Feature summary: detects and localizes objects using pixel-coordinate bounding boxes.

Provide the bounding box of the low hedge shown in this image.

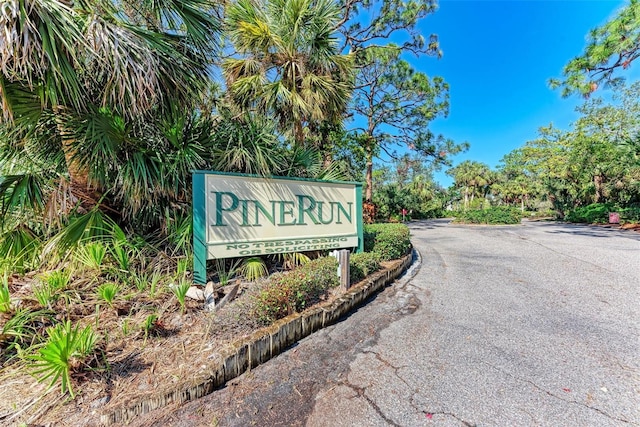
[253,223,411,324]
[253,251,385,324]
[363,223,412,261]
[623,207,640,222]
[349,252,381,283]
[565,203,640,224]
[454,207,523,225]
[565,203,613,223]
[253,256,339,324]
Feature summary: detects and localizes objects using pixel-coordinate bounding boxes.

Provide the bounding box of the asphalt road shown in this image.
[135,220,640,427]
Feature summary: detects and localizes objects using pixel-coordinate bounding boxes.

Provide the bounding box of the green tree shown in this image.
[336,0,440,56]
[494,151,544,212]
[567,85,640,204]
[0,0,225,265]
[498,84,640,216]
[521,127,578,217]
[351,47,463,202]
[333,0,465,203]
[223,0,353,147]
[446,160,492,210]
[372,155,443,220]
[551,0,640,96]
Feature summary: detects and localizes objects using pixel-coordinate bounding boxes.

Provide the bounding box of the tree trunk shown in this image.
[55,112,100,213]
[365,155,373,202]
[548,192,564,219]
[319,125,333,168]
[463,187,469,210]
[594,174,604,203]
[294,120,305,147]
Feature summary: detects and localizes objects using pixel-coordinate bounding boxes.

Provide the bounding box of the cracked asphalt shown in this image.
[133,219,640,427]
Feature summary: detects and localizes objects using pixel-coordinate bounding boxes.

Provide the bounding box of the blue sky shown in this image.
[402,0,630,187]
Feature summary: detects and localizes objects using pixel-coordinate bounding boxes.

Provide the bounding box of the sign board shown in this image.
[192,171,363,284]
[609,212,620,224]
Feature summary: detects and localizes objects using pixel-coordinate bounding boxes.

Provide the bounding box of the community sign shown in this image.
[192,171,363,284]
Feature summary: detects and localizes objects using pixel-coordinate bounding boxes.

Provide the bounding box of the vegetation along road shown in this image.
[134,219,639,426]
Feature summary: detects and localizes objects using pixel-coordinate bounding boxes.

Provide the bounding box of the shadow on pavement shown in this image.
[408,218,640,241]
[406,219,453,230]
[530,221,640,240]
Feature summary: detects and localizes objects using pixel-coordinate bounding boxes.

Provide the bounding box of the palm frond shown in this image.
[211,112,282,176]
[83,16,161,116]
[0,173,47,218]
[0,223,41,273]
[224,0,352,144]
[42,207,121,257]
[0,0,86,115]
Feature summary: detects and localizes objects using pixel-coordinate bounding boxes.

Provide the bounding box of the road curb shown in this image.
[100,251,415,426]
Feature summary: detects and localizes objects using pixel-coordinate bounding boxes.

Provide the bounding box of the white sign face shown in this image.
[203,174,360,258]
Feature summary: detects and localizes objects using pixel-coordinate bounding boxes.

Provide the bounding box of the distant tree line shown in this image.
[446,83,640,217]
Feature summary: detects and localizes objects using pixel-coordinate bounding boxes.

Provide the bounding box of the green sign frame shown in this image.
[192,171,363,284]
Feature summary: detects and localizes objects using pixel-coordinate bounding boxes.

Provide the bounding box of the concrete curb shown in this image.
[100,251,415,425]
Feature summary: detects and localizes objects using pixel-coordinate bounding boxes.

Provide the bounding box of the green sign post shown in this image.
[192,171,363,285]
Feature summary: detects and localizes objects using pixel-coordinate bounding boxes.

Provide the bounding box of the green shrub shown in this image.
[0,225,41,273]
[41,270,71,291]
[621,206,640,222]
[363,223,411,261]
[74,242,107,270]
[32,281,59,309]
[1,309,53,362]
[566,204,640,224]
[565,203,614,224]
[96,283,120,308]
[240,257,269,281]
[253,257,338,324]
[454,207,523,225]
[526,209,556,219]
[349,252,381,283]
[169,278,191,314]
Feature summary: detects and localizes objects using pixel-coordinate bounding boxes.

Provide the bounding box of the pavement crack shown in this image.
[480,361,633,424]
[361,350,412,389]
[340,380,401,427]
[423,410,476,426]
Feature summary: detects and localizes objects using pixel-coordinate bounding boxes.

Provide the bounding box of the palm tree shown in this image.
[0,0,220,211]
[223,0,353,147]
[447,161,491,210]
